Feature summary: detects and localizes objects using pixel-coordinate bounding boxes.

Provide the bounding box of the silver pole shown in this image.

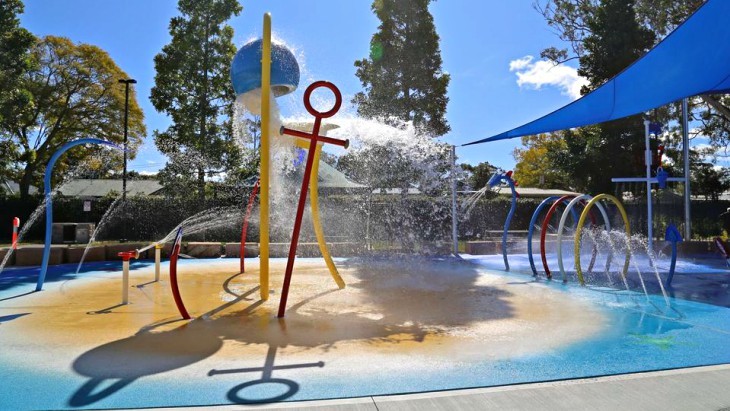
[451,145,459,255]
[682,98,691,240]
[644,120,653,253]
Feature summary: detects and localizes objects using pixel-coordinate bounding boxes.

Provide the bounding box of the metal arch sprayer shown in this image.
[36,138,124,291]
[527,196,578,278]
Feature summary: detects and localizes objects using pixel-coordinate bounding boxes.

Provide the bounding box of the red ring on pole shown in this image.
[303,81,342,119]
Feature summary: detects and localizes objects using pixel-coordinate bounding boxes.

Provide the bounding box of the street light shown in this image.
[118,78,136,243]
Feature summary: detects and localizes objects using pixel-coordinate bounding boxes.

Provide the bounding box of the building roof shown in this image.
[2,180,39,195]
[317,161,366,189]
[57,179,163,197]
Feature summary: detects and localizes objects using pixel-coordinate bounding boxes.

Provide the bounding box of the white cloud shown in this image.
[509,55,588,100]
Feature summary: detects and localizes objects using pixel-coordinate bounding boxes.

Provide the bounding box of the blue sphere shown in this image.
[230,39,300,97]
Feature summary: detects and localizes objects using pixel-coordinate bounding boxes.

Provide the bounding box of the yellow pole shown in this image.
[574,194,631,285]
[259,13,272,300]
[310,143,346,289]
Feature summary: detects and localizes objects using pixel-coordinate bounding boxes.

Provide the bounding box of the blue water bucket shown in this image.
[230,39,300,97]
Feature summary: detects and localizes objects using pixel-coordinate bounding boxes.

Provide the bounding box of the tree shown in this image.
[513,133,571,189]
[528,0,656,194]
[534,0,704,64]
[0,0,36,122]
[151,0,242,200]
[0,35,145,199]
[460,162,497,190]
[0,0,36,183]
[692,163,730,201]
[353,0,450,137]
[535,0,730,154]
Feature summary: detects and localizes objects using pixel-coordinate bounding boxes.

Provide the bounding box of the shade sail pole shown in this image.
[451,145,458,255]
[644,120,653,253]
[682,98,691,240]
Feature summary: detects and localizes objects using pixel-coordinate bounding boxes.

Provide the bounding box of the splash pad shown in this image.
[3,10,730,411]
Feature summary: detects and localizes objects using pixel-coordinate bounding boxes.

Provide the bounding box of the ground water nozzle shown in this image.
[665,224,683,287]
[230,39,300,98]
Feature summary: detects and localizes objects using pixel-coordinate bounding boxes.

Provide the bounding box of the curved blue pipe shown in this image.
[502,178,517,270]
[36,138,123,291]
[665,224,683,287]
[527,197,579,277]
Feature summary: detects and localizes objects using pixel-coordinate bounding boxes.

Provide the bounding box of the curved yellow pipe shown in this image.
[574,194,631,285]
[291,137,345,288]
[259,13,271,300]
[310,144,346,288]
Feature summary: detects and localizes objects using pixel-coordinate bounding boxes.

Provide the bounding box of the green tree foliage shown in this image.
[151,0,242,200]
[0,35,145,199]
[460,162,497,190]
[353,0,450,137]
[692,163,730,201]
[0,0,36,184]
[534,0,704,64]
[535,0,730,164]
[512,133,571,189]
[529,0,657,193]
[0,0,36,122]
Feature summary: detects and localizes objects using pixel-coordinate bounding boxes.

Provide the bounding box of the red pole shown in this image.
[278,120,321,318]
[277,81,344,318]
[240,180,260,273]
[168,228,190,319]
[12,217,19,250]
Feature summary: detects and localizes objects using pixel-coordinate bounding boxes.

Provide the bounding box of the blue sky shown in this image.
[20,0,583,173]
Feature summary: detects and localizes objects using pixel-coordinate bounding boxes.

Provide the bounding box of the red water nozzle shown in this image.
[506,170,513,178]
[117,251,139,261]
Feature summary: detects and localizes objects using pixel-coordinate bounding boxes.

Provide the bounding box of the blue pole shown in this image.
[502,177,517,271]
[36,138,123,291]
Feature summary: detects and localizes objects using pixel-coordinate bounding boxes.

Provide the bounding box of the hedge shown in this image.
[0,194,727,245]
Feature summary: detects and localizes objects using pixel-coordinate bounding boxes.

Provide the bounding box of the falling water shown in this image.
[75,197,123,274]
[630,233,670,306]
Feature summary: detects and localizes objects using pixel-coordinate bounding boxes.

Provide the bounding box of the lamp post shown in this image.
[118,78,136,243]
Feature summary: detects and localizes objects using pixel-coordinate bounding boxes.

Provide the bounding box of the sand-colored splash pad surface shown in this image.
[0,257,606,409]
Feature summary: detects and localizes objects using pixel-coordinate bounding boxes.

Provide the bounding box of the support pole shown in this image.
[118,251,137,304]
[682,98,691,240]
[644,120,653,253]
[154,244,162,282]
[451,145,458,255]
[259,13,272,301]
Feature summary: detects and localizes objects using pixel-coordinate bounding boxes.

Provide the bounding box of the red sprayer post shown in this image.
[117,250,139,304]
[277,81,349,318]
[12,217,19,249]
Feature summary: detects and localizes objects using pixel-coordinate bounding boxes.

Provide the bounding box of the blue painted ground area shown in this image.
[1,256,729,410]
